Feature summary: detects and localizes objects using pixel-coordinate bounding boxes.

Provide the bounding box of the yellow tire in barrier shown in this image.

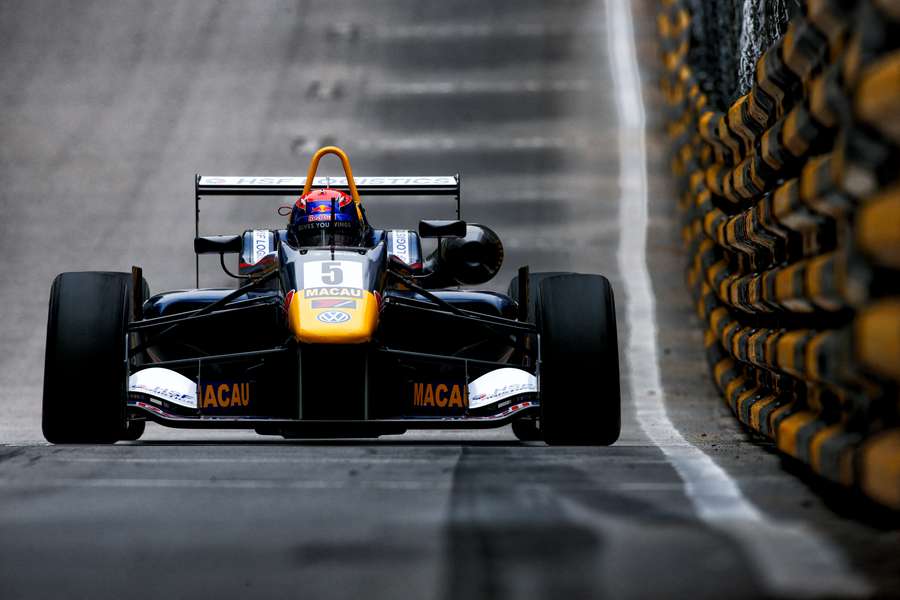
[860,430,900,509]
[855,299,900,382]
[855,50,900,144]
[856,183,900,269]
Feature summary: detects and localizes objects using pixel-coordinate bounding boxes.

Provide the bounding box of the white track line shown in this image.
[604,0,869,596]
[354,136,589,152]
[361,23,602,40]
[369,79,594,96]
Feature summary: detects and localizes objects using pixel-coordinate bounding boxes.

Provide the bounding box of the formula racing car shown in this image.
[42,146,620,444]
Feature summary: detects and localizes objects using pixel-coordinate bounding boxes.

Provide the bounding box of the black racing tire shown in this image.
[119,419,146,441]
[42,272,144,444]
[508,271,573,324]
[537,274,620,445]
[511,418,542,442]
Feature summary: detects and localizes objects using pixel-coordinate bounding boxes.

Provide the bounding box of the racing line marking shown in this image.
[604,0,869,597]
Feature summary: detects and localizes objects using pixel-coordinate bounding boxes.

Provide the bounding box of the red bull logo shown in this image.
[310,197,351,209]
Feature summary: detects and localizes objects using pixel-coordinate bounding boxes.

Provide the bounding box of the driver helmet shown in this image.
[288,188,365,247]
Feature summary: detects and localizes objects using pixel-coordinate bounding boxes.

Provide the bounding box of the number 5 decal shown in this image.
[320,261,343,285]
[302,260,364,289]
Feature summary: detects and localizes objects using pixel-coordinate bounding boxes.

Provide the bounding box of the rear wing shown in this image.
[193,174,461,286]
[196,175,460,197]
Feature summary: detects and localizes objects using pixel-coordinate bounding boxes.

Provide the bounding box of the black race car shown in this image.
[42,147,620,444]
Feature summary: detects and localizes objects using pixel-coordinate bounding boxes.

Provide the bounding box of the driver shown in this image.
[288,188,366,247]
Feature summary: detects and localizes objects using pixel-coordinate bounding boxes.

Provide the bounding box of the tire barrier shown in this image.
[659,0,900,509]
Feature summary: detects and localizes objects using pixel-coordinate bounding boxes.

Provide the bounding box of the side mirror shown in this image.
[194,235,242,255]
[418,219,467,239]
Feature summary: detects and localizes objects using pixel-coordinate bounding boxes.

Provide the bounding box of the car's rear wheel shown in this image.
[42,271,146,443]
[537,274,620,445]
[119,420,146,441]
[509,272,572,443]
[507,271,572,324]
[511,417,542,441]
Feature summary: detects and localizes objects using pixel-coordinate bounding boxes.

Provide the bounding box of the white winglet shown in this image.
[468,368,537,410]
[128,368,198,409]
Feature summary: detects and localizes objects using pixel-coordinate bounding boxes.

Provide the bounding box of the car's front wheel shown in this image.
[42,271,145,443]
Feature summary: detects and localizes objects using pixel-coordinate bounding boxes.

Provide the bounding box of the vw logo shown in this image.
[317,310,350,324]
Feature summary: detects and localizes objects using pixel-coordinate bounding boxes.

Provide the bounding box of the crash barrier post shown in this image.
[658,0,900,509]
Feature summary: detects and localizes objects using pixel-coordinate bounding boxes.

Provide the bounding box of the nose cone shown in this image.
[287,289,379,344]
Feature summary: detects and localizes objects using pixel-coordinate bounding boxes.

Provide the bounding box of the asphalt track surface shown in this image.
[1,1,899,599]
